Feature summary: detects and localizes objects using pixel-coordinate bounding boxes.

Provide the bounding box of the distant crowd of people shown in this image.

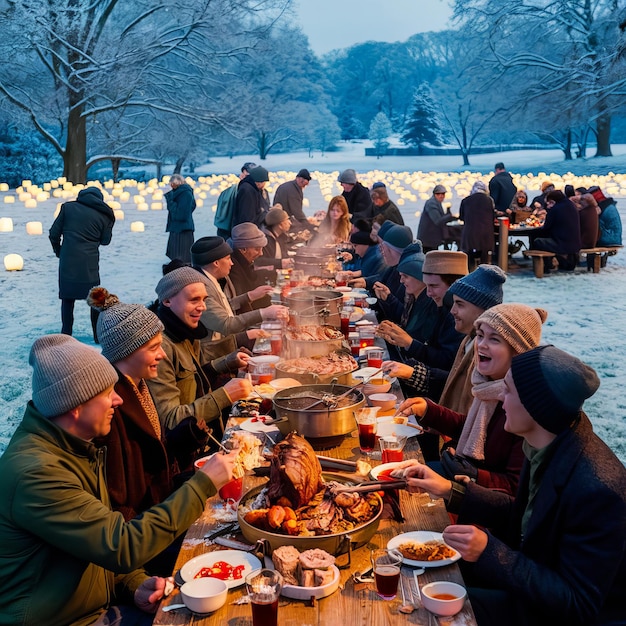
[0,163,624,625]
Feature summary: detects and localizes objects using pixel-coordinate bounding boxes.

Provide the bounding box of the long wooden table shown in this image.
[154,421,477,626]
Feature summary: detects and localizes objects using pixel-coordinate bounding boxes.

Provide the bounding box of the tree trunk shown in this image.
[258,132,268,160]
[156,162,162,180]
[462,152,470,166]
[595,113,612,157]
[563,129,573,160]
[173,156,185,174]
[63,105,87,184]
[111,158,121,182]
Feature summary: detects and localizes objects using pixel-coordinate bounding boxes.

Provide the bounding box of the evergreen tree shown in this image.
[368,112,392,158]
[402,84,443,153]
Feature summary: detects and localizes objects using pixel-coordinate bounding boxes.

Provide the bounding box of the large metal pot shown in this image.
[282,326,348,360]
[238,473,383,561]
[293,247,337,277]
[272,383,364,438]
[286,288,344,328]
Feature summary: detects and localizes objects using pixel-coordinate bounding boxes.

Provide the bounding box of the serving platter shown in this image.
[280,565,341,600]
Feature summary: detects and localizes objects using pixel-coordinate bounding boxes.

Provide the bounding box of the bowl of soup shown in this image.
[421,581,467,616]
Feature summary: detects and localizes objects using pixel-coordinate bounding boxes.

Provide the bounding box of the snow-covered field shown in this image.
[1,144,625,462]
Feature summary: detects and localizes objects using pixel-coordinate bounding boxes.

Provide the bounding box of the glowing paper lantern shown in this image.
[137,202,149,211]
[113,210,124,220]
[25,199,37,208]
[151,202,162,210]
[0,183,8,191]
[4,254,24,271]
[130,221,145,232]
[26,222,43,235]
[4,196,15,204]
[0,217,14,232]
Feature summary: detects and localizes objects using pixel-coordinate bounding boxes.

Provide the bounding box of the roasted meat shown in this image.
[267,432,323,508]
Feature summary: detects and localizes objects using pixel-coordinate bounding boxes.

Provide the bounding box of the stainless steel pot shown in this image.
[282,326,348,360]
[293,247,337,277]
[272,383,364,438]
[238,473,383,563]
[286,288,344,328]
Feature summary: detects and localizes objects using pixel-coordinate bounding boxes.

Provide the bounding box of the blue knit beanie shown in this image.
[447,264,506,310]
[397,241,425,281]
[377,220,395,240]
[382,224,413,251]
[511,345,600,434]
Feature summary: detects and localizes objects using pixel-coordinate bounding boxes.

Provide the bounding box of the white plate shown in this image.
[352,367,384,380]
[376,415,421,439]
[239,417,281,434]
[387,531,461,568]
[179,550,262,588]
[370,462,404,480]
[281,565,341,600]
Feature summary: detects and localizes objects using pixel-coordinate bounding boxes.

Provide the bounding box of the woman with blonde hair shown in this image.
[310,195,351,246]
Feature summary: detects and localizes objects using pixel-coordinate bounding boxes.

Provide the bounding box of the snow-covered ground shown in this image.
[1,144,625,462]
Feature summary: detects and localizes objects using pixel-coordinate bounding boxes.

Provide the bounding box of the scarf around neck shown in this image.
[456,368,506,460]
[157,304,208,343]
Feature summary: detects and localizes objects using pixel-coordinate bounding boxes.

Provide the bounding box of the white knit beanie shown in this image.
[88,287,164,364]
[30,334,118,417]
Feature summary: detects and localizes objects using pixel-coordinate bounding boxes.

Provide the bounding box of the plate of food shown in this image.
[369,461,404,481]
[387,531,461,568]
[270,546,340,600]
[179,550,262,589]
[239,416,281,434]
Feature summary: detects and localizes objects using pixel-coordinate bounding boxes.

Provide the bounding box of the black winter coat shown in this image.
[460,192,496,255]
[488,171,517,213]
[49,187,115,299]
[342,182,374,220]
[234,176,265,228]
[534,198,581,254]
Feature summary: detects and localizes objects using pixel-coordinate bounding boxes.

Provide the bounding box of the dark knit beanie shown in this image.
[382,224,413,251]
[377,220,395,240]
[475,303,547,354]
[30,334,118,418]
[338,169,357,184]
[350,231,376,246]
[511,345,600,434]
[397,241,425,281]
[88,288,164,364]
[156,266,210,301]
[372,181,386,189]
[190,236,232,266]
[447,264,506,310]
[250,166,269,183]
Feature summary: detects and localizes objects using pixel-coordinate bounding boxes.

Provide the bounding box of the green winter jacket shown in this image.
[0,403,216,626]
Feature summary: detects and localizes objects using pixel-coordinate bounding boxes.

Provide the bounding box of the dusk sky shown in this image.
[296,0,453,55]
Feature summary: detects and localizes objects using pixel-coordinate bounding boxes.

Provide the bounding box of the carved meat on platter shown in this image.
[267,432,324,508]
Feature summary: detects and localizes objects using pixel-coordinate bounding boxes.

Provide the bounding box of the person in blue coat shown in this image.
[164,174,196,264]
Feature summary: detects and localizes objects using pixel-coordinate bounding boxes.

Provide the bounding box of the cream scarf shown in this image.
[456,368,506,461]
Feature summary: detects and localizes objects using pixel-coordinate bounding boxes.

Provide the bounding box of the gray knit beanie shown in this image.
[88,287,164,364]
[155,266,210,301]
[230,222,267,249]
[511,345,600,434]
[29,334,118,418]
[447,264,506,310]
[338,169,357,185]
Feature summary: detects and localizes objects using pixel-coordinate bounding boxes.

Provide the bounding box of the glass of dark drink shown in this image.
[246,569,283,626]
[354,407,380,456]
[379,435,407,463]
[371,549,403,600]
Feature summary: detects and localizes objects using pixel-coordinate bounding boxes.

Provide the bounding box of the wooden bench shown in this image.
[579,246,623,273]
[522,250,555,278]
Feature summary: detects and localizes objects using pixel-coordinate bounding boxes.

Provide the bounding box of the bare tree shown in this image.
[452,0,626,156]
[0,0,291,183]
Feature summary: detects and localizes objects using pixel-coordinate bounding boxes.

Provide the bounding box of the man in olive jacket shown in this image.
[0,334,237,626]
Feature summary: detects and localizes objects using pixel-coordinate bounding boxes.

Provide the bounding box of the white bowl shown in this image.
[421,581,467,617]
[368,393,396,411]
[362,379,392,396]
[180,577,228,614]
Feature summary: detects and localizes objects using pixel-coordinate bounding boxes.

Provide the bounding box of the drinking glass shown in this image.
[371,549,403,600]
[379,435,407,463]
[246,569,283,626]
[366,347,384,369]
[354,407,380,456]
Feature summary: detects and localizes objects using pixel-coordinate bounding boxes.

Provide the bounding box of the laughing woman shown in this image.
[309,195,351,247]
[398,303,547,495]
